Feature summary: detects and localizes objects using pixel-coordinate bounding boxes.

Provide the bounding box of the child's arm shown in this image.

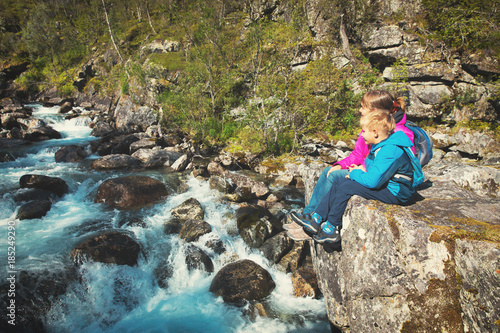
[334,133,369,169]
[348,147,404,189]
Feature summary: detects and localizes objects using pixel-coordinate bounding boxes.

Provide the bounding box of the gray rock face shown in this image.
[114,97,158,132]
[302,160,500,332]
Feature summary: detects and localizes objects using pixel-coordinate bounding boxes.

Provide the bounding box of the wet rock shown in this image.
[16,200,52,220]
[71,231,141,266]
[277,240,310,273]
[179,219,212,242]
[0,267,78,333]
[223,186,255,203]
[13,188,56,203]
[94,175,168,210]
[0,151,15,162]
[154,261,173,289]
[291,266,321,299]
[55,145,88,163]
[259,231,294,264]
[24,125,62,141]
[91,154,142,170]
[164,218,183,234]
[209,259,276,303]
[209,175,236,193]
[19,174,69,197]
[185,244,214,273]
[171,198,205,221]
[205,237,227,255]
[236,204,279,248]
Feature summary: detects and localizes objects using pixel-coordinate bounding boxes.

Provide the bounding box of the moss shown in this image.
[401,262,464,333]
[382,205,401,240]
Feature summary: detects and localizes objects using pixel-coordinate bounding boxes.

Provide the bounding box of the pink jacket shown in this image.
[334,113,415,169]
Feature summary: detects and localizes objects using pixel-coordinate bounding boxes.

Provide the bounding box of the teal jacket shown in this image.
[349,130,416,202]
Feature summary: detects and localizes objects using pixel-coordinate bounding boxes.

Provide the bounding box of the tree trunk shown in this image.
[145,0,157,34]
[340,14,356,68]
[101,0,124,63]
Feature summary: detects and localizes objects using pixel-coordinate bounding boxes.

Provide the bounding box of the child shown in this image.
[284,90,414,233]
[289,110,422,244]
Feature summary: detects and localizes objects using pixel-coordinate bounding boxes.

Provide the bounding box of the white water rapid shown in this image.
[0,104,329,332]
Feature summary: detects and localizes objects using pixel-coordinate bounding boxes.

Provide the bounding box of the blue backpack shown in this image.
[405,120,433,167]
[374,146,425,188]
[402,146,425,188]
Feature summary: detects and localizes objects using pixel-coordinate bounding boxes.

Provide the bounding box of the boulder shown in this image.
[91,154,142,170]
[209,259,276,303]
[55,145,88,163]
[16,200,52,220]
[223,171,270,198]
[129,138,157,154]
[170,154,189,172]
[71,231,141,266]
[0,151,15,162]
[13,188,56,203]
[236,204,278,248]
[0,267,77,333]
[94,175,168,210]
[19,174,69,197]
[131,148,182,168]
[58,101,73,114]
[301,159,500,332]
[179,219,212,242]
[185,244,214,273]
[258,231,294,264]
[291,266,321,299]
[171,198,205,221]
[24,126,62,141]
[90,121,115,137]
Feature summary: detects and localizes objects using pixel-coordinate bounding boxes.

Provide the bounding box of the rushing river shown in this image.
[0,104,329,332]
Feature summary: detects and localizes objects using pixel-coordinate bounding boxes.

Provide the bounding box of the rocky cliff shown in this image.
[300,157,500,332]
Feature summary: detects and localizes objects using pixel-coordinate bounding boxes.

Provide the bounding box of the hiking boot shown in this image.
[313,222,341,244]
[282,221,302,231]
[286,227,312,241]
[292,212,323,234]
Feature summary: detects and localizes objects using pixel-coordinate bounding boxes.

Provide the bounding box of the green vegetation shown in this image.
[422,0,500,56]
[0,0,498,156]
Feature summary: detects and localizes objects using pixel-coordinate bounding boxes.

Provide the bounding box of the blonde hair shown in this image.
[361,90,407,114]
[360,109,396,135]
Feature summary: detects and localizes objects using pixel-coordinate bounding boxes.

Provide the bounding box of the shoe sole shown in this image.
[313,235,341,244]
[286,231,312,241]
[282,222,302,231]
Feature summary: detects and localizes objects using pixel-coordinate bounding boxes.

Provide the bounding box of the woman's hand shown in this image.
[327,164,342,177]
